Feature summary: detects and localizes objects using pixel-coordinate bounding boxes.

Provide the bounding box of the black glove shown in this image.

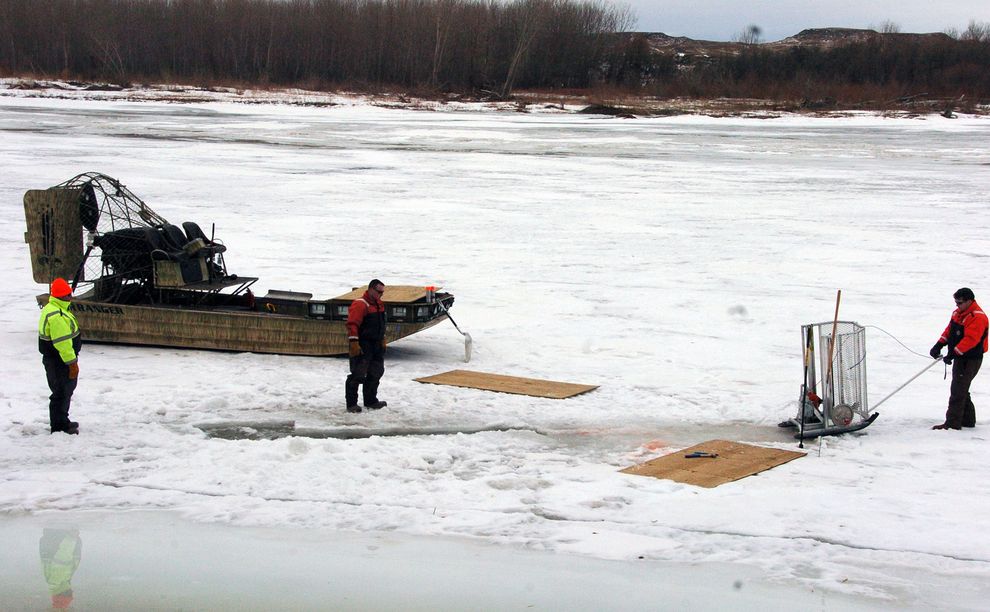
[929,342,944,359]
[943,352,954,365]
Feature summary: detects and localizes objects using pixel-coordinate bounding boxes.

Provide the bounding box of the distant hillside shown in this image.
[638,28,956,57]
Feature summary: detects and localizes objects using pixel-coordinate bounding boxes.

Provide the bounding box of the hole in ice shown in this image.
[195,420,543,441]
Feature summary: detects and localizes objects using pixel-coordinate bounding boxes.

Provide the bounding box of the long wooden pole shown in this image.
[814,290,843,454]
[823,289,842,408]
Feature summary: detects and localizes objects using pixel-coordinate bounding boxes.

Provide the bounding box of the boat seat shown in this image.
[161,224,191,251]
[146,228,181,261]
[182,221,227,254]
[145,227,207,284]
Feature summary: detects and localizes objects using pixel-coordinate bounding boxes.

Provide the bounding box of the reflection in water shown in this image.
[0,511,884,610]
[39,528,81,609]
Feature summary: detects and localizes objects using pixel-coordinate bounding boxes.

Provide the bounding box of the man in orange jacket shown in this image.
[929,287,988,430]
[345,279,388,413]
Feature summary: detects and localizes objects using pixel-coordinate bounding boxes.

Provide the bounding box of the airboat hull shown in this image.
[37,294,449,357]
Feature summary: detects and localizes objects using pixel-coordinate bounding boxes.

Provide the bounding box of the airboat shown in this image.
[23,172,455,356]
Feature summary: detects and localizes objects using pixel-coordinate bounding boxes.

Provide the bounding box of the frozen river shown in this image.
[1,91,989,608]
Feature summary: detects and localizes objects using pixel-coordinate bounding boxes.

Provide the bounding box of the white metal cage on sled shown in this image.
[779,321,880,439]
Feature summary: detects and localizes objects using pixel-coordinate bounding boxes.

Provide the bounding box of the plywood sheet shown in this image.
[332,285,435,303]
[620,440,804,488]
[414,369,598,399]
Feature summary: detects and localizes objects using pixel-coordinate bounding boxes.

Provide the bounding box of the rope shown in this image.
[865,324,948,377]
[864,325,931,360]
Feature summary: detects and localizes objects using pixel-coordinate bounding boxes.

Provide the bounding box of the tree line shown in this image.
[607,29,990,105]
[1,0,988,104]
[0,0,630,96]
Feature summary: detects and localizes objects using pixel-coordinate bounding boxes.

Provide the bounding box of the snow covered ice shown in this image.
[1,88,990,609]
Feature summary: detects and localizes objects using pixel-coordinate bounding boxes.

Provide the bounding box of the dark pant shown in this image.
[345,340,384,407]
[43,357,77,432]
[946,356,981,428]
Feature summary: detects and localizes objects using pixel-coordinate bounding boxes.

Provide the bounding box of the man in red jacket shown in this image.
[345,279,388,413]
[929,287,988,430]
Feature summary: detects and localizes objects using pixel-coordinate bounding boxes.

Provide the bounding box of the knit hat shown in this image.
[50,278,72,299]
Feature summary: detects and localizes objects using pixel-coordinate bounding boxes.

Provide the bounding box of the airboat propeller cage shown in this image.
[794,320,870,433]
[23,172,238,299]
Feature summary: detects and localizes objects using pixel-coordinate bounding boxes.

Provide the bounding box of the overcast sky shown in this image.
[619,1,990,41]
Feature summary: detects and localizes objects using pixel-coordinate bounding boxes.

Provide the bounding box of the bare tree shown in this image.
[497,0,544,98]
[736,24,762,45]
[429,0,460,87]
[878,20,901,34]
[962,20,990,42]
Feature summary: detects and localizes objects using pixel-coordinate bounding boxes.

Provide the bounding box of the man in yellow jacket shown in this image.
[38,278,82,434]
